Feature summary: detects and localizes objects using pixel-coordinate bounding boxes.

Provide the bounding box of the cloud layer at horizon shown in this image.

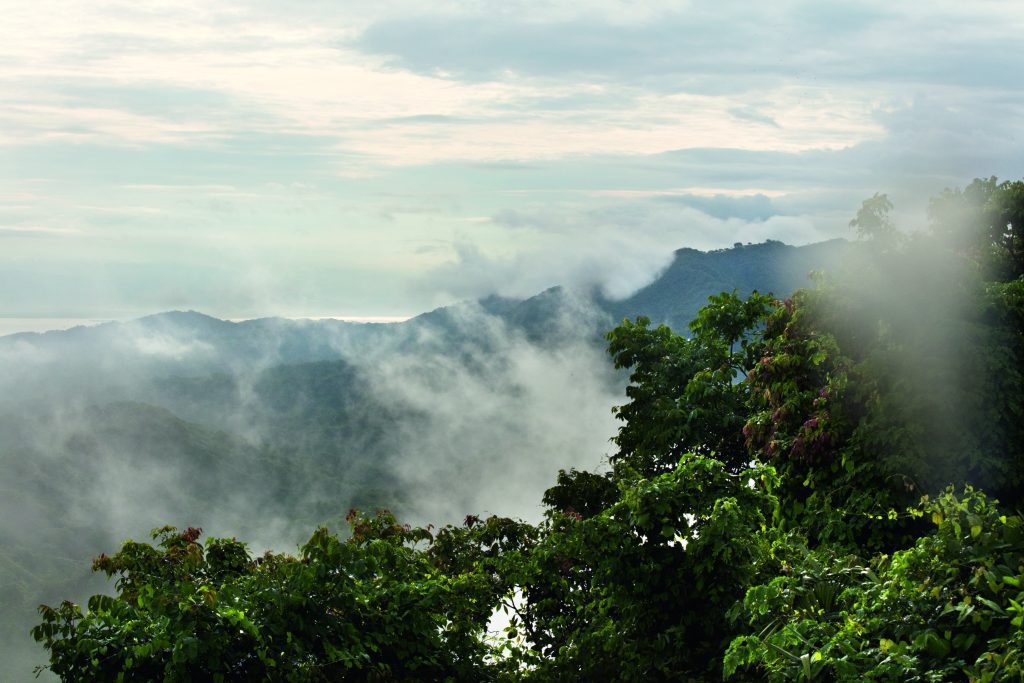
[2,0,1022,324]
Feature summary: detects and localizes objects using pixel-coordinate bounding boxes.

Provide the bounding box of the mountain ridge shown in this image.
[0,239,849,344]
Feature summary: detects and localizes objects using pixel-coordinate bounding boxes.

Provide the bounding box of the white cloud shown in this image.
[0,225,85,236]
[419,198,831,302]
[124,333,215,359]
[0,1,898,164]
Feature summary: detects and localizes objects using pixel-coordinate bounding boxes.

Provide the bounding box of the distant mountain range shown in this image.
[1,238,848,358]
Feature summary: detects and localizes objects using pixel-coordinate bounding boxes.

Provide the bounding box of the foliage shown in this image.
[33,514,495,682]
[606,290,775,476]
[720,176,1024,676]
[929,176,1024,280]
[725,488,1024,681]
[849,192,901,250]
[511,456,779,680]
[541,468,618,519]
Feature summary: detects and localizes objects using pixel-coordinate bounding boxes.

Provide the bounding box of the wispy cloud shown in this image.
[0,225,85,237]
[0,1,904,163]
[590,187,791,199]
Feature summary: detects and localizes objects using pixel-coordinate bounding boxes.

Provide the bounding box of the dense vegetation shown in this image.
[32,178,1024,680]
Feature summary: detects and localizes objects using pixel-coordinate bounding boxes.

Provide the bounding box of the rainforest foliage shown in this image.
[34,178,1024,680]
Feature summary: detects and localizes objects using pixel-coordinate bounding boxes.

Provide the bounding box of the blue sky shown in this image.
[1,0,1022,324]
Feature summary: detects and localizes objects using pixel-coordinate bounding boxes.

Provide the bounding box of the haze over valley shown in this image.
[0,239,851,676]
[3,1,1022,680]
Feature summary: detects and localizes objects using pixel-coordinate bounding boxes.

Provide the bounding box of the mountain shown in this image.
[608,238,848,330]
[1,239,849,351]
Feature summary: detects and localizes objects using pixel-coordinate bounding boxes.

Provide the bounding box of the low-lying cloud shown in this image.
[0,290,629,678]
[420,200,828,302]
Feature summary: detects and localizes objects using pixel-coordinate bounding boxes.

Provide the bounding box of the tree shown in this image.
[513,455,780,680]
[929,176,1024,280]
[850,192,900,250]
[33,514,498,681]
[606,290,775,477]
[726,488,1024,681]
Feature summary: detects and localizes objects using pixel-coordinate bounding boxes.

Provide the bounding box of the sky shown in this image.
[1,0,1022,327]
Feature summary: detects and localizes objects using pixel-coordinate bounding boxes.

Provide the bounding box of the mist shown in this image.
[0,238,848,679]
[0,286,624,679]
[804,221,1014,498]
[364,295,622,523]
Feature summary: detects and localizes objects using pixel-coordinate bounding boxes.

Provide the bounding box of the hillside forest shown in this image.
[28,177,1024,680]
[0,234,845,678]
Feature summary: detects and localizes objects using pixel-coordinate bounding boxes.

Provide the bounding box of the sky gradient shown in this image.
[2,0,1022,326]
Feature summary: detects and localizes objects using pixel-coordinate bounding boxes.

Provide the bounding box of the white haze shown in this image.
[365,296,620,523]
[0,289,624,680]
[422,203,830,302]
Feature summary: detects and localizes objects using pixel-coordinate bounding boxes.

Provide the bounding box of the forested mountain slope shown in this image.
[609,238,848,330]
[0,239,847,680]
[28,178,1024,681]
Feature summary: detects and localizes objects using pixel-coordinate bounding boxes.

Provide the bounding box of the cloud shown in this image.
[123,333,215,359]
[0,225,84,237]
[656,193,779,221]
[3,0,962,165]
[418,197,830,302]
[353,2,1017,93]
[362,300,621,523]
[729,107,781,129]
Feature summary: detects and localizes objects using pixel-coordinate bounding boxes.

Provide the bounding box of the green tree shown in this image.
[726,488,1024,681]
[606,290,775,477]
[930,176,1024,280]
[850,192,901,250]
[33,514,498,681]
[512,455,780,680]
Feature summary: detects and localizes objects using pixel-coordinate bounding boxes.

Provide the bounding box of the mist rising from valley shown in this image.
[0,240,844,678]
